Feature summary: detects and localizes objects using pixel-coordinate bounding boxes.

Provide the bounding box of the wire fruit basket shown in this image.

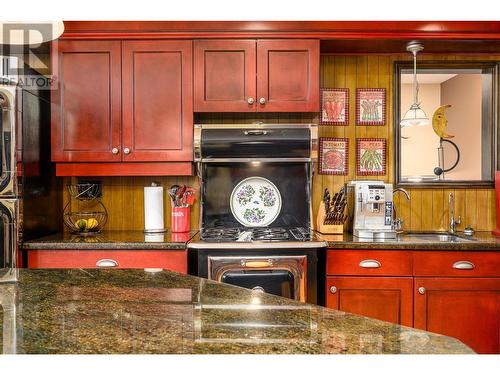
[63,183,108,235]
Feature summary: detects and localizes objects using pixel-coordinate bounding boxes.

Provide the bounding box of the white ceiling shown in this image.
[401,73,458,84]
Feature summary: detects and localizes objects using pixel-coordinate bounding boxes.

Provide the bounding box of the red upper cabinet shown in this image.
[256,40,319,112]
[51,40,122,162]
[194,39,319,112]
[122,40,193,162]
[194,40,256,112]
[52,39,194,175]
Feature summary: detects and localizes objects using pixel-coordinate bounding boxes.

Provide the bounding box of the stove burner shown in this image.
[200,228,240,242]
[251,227,289,241]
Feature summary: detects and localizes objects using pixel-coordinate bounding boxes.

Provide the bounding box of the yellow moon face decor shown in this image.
[432,104,454,139]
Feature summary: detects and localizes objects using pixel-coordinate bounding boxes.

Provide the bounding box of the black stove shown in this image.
[188,124,326,305]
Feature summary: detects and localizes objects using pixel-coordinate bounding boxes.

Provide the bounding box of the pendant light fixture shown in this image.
[400,41,430,127]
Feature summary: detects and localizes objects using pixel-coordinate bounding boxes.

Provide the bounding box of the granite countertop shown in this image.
[22,230,199,250]
[320,231,500,251]
[23,230,500,251]
[0,269,473,354]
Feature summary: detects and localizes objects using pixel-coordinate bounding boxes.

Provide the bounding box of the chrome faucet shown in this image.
[392,188,410,233]
[449,192,461,234]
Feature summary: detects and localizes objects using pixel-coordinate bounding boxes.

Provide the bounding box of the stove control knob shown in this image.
[247,97,255,105]
[375,195,380,201]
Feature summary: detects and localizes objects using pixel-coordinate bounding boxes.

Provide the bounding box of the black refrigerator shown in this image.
[0,56,62,282]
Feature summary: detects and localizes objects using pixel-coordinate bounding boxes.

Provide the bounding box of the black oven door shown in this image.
[221,269,295,299]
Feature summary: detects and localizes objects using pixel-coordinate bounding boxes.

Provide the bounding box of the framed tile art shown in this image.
[356,138,386,175]
[320,88,349,125]
[356,88,386,126]
[319,137,349,175]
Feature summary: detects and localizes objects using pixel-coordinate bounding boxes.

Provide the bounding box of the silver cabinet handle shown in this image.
[452,261,475,270]
[123,147,130,155]
[247,97,255,105]
[359,259,381,268]
[96,259,118,268]
[418,287,426,295]
[330,286,337,294]
[259,97,266,104]
[111,147,119,155]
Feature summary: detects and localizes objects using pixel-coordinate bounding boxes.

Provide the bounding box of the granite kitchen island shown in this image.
[0,269,473,354]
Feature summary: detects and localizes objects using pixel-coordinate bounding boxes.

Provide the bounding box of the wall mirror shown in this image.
[394,61,498,187]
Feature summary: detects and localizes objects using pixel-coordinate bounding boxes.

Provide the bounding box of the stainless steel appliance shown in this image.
[0,56,61,283]
[188,124,326,304]
[348,181,396,239]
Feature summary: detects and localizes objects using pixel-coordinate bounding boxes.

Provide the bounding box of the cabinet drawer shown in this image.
[27,249,187,273]
[327,250,412,276]
[413,251,500,277]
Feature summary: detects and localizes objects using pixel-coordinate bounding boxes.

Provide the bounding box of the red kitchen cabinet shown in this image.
[256,40,319,112]
[51,40,122,162]
[28,249,187,274]
[326,276,414,327]
[194,40,256,112]
[52,39,193,176]
[414,277,500,354]
[122,40,193,162]
[194,39,319,112]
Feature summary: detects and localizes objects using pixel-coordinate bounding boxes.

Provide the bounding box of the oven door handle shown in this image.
[240,258,274,268]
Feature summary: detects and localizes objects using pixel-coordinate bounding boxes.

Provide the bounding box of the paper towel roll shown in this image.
[144,185,165,233]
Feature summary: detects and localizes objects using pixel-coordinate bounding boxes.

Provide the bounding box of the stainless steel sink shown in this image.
[400,232,476,242]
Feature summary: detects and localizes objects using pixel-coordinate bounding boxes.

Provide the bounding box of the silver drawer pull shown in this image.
[359,259,381,268]
[452,261,475,270]
[96,259,118,268]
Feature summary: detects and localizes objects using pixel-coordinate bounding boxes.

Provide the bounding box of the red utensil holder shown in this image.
[172,206,190,233]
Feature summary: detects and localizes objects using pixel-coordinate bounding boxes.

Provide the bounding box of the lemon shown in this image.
[75,219,88,231]
[87,218,99,230]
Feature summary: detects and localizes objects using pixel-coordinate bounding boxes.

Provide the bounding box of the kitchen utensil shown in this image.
[168,185,180,206]
[176,185,187,206]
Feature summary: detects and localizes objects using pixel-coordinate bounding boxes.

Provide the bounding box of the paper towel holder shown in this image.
[144,181,167,234]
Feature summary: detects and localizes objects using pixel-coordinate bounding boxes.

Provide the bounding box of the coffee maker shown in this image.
[347,181,396,239]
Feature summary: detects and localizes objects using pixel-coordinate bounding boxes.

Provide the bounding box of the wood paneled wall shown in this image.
[316,53,498,232]
[62,53,498,233]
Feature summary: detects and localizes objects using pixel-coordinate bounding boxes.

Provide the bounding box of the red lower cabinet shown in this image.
[326,276,414,327]
[414,277,500,354]
[28,249,187,274]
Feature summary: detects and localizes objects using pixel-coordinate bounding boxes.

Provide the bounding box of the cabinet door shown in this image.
[415,277,500,354]
[256,39,319,112]
[51,40,122,162]
[122,40,193,162]
[194,40,257,112]
[326,276,413,327]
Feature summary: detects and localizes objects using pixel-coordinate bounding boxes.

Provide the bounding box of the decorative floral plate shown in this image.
[230,176,282,227]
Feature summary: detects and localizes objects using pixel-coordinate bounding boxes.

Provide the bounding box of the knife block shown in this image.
[316,201,344,234]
